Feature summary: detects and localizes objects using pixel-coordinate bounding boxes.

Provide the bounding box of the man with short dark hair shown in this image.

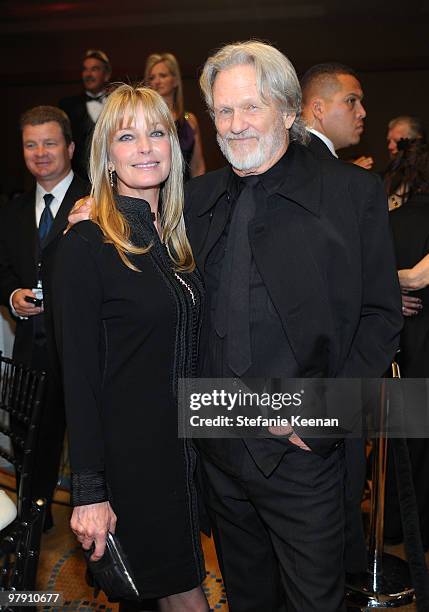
[387,115,426,159]
[60,49,112,179]
[301,62,373,169]
[0,106,88,529]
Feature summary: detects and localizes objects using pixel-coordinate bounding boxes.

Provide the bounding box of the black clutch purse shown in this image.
[84,532,140,602]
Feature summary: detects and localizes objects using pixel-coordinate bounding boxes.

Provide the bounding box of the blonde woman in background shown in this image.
[145,53,206,181]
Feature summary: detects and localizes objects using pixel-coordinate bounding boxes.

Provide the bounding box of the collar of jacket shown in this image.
[196,143,322,218]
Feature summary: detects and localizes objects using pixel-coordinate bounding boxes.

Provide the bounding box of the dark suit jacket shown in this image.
[307,131,336,160]
[0,174,89,503]
[0,174,89,368]
[59,95,95,180]
[307,131,370,572]
[185,142,402,462]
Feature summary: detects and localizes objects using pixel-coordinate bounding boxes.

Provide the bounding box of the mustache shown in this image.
[222,131,260,141]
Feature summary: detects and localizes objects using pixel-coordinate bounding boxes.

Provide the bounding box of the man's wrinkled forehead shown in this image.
[212,63,273,108]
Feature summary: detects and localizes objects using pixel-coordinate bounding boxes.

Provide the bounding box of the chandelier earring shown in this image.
[108,166,115,188]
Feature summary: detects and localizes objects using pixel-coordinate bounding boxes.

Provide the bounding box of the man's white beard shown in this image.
[216,118,287,172]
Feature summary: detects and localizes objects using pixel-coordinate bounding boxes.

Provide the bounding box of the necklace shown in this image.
[174,272,195,306]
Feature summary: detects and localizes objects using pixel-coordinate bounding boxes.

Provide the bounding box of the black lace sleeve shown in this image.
[52,227,107,484]
[71,470,108,506]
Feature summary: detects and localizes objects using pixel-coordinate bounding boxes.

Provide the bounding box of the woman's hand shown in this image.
[398,254,429,291]
[70,501,117,561]
[352,155,374,170]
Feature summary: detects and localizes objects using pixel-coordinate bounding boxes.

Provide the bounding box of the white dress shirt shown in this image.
[85,90,106,124]
[35,170,74,227]
[306,127,338,158]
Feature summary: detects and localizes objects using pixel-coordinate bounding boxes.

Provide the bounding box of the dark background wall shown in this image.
[2,0,429,194]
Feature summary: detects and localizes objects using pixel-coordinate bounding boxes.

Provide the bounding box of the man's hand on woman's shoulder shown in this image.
[65,197,95,232]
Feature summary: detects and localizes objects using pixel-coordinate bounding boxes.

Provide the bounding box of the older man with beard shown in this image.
[68,41,402,612]
[184,41,402,612]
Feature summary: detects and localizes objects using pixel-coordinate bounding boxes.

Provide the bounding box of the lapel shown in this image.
[81,94,96,129]
[193,167,231,272]
[16,188,39,270]
[73,94,94,124]
[249,144,334,374]
[308,133,336,160]
[42,177,86,250]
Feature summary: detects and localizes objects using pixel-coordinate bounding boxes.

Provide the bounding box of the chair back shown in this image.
[0,351,46,514]
[0,351,47,591]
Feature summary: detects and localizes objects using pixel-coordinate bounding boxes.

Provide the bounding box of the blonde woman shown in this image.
[52,84,207,611]
[145,53,205,181]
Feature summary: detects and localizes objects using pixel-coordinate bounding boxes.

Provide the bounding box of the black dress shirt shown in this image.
[203,151,299,379]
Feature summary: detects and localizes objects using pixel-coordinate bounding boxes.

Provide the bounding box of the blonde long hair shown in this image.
[144,53,184,121]
[89,84,194,272]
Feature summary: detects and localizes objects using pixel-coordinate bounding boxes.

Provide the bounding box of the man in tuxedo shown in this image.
[184,42,402,611]
[301,62,373,170]
[59,49,111,180]
[301,62,373,577]
[0,106,88,528]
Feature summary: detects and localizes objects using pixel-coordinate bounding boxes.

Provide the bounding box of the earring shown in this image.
[108,167,115,188]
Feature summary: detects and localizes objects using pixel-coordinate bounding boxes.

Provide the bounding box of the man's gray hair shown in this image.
[200,40,309,145]
[388,115,426,142]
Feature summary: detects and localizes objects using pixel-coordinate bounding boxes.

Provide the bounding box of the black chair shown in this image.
[0,351,47,593]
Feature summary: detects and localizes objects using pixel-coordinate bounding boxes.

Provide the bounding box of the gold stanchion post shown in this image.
[346,364,414,609]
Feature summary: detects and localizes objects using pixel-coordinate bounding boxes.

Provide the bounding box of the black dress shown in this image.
[386,193,429,549]
[176,116,195,182]
[52,195,205,598]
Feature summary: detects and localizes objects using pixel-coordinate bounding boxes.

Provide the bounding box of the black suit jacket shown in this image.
[59,95,95,180]
[185,143,402,465]
[307,131,336,159]
[306,131,370,572]
[0,175,89,367]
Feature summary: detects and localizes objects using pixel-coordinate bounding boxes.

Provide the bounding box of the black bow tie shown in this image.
[85,93,105,103]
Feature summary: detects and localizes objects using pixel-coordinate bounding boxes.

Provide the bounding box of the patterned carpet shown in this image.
[33,497,424,612]
[2,470,425,611]
[1,472,228,611]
